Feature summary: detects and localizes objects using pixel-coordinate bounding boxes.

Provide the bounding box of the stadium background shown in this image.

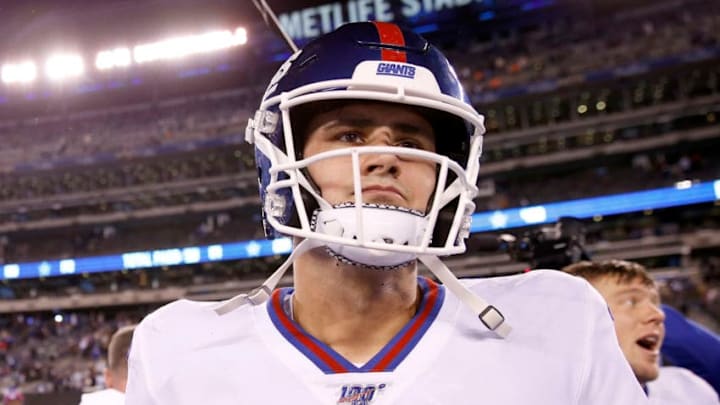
[0,0,718,403]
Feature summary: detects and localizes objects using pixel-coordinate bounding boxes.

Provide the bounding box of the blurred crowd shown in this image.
[2,141,716,265]
[0,88,258,174]
[0,61,716,264]
[0,310,144,397]
[480,147,719,211]
[453,4,718,96]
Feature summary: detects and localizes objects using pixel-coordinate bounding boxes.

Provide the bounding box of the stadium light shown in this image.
[45,53,85,81]
[95,47,131,70]
[133,27,247,64]
[1,61,37,84]
[233,27,248,45]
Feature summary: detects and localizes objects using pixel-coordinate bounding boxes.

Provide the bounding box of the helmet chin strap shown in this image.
[419,255,511,338]
[215,241,511,339]
[214,238,317,315]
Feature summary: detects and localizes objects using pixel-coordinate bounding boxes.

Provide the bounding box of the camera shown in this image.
[470,217,590,269]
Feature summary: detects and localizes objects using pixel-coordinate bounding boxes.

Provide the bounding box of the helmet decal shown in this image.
[371,21,407,62]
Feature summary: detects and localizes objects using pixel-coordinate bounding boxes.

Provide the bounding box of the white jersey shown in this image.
[78,388,124,405]
[647,366,719,405]
[125,270,648,404]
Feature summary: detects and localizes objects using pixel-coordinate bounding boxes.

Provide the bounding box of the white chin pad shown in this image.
[312,203,430,268]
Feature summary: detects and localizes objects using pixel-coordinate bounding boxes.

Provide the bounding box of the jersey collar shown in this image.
[267,276,445,374]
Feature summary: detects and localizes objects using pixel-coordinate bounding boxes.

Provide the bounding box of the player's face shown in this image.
[592,276,665,383]
[302,101,437,213]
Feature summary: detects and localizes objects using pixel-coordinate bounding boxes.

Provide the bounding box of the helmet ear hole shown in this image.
[422,107,471,167]
[432,197,459,248]
[284,188,320,230]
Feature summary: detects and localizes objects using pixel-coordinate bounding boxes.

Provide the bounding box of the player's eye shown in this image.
[337,132,363,143]
[396,139,423,149]
[620,297,638,308]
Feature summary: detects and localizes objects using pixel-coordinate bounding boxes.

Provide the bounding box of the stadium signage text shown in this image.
[279,0,475,40]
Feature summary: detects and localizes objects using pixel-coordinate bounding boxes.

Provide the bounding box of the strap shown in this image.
[213,239,314,315]
[419,255,511,338]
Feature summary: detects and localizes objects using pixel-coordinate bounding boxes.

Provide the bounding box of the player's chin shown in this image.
[632,360,660,383]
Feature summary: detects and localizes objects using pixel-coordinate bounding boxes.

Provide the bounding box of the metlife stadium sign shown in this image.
[278,0,476,41]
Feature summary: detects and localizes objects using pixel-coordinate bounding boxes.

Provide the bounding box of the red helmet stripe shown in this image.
[372,21,407,62]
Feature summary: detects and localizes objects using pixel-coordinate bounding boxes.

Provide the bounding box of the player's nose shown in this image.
[642,302,665,325]
[361,128,402,176]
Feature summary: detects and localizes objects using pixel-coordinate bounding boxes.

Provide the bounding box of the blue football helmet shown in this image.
[246,21,486,267]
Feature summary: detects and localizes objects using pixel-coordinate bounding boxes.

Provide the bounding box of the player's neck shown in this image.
[292,249,421,364]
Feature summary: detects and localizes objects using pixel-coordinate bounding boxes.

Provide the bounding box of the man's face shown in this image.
[592,276,665,383]
[302,101,437,213]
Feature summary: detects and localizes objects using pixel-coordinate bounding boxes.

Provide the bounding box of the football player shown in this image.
[564,260,719,404]
[125,22,647,404]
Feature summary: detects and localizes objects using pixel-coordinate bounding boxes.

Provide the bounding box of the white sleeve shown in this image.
[124,318,159,405]
[576,282,650,404]
[648,367,720,405]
